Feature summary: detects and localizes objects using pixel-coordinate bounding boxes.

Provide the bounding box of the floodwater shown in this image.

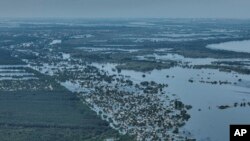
[207,40,250,53]
[93,62,250,141]
[0,65,37,80]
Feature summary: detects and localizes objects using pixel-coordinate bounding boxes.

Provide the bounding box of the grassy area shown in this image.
[0,90,134,141]
[0,49,24,65]
[116,60,177,72]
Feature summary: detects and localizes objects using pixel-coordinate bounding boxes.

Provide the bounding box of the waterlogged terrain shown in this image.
[207,40,250,53]
[94,62,250,141]
[0,19,250,141]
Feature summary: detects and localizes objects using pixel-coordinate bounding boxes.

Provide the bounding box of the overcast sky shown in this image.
[0,0,250,19]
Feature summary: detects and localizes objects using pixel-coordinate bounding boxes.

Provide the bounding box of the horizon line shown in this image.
[1,17,250,20]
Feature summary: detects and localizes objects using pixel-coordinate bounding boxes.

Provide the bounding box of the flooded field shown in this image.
[1,19,250,141]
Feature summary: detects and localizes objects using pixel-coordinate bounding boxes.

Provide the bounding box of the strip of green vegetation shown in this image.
[0,49,25,65]
[193,64,250,74]
[116,60,177,72]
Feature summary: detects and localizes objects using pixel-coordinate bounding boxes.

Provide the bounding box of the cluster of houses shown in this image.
[20,50,193,141]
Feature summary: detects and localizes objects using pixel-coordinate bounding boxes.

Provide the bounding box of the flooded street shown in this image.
[94,61,250,141]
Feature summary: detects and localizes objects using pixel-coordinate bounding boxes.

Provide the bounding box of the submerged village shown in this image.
[6,43,192,141]
[1,19,250,141]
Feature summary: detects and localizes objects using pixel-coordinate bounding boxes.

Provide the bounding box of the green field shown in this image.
[0,90,134,141]
[0,49,134,141]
